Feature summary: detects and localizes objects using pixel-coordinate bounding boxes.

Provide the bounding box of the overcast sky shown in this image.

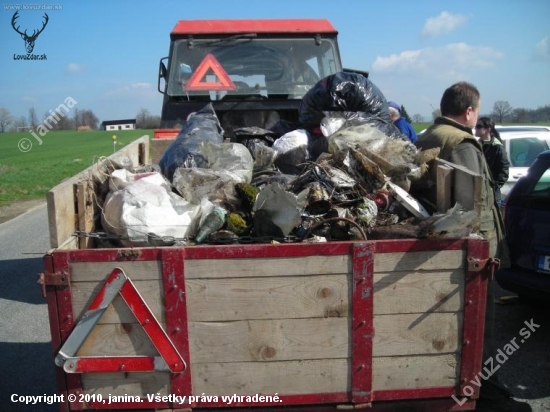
[1,0,549,123]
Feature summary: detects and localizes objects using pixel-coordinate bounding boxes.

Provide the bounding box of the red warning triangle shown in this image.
[185,53,236,91]
[54,268,186,374]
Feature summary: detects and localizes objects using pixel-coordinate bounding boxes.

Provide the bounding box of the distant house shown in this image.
[101,119,136,131]
[77,125,91,131]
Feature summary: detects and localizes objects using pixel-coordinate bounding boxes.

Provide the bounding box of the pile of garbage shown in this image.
[98,72,478,247]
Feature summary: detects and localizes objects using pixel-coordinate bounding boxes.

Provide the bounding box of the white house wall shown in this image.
[105,124,136,131]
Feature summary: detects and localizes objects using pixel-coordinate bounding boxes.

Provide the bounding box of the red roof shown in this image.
[171,19,337,37]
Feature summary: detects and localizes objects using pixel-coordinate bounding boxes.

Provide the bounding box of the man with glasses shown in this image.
[415,82,530,412]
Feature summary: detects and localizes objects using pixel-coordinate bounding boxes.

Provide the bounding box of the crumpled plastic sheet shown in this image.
[172,141,254,207]
[102,172,200,246]
[252,183,302,236]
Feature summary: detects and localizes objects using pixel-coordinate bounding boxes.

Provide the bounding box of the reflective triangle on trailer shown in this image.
[185,53,236,91]
[55,267,186,373]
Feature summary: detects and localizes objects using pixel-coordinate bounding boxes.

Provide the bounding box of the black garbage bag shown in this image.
[230,127,277,158]
[298,72,406,141]
[159,104,224,181]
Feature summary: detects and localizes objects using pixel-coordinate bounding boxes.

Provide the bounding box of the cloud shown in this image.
[105,82,153,97]
[534,35,550,60]
[371,43,504,80]
[98,82,160,120]
[21,95,38,103]
[130,82,152,90]
[421,11,469,39]
[65,63,85,74]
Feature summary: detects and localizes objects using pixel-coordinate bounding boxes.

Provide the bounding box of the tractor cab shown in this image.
[158,19,344,136]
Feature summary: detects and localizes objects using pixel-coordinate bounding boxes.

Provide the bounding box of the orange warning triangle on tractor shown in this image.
[185,53,236,91]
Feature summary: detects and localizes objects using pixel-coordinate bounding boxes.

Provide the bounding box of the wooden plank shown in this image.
[436,163,453,213]
[71,280,165,324]
[139,141,149,165]
[373,270,464,314]
[47,135,150,249]
[184,255,349,279]
[82,372,169,396]
[373,313,462,356]
[47,178,78,250]
[70,260,162,282]
[435,158,483,218]
[188,318,349,363]
[191,359,349,396]
[372,354,459,390]
[185,274,350,322]
[77,323,159,357]
[76,181,95,249]
[374,250,465,272]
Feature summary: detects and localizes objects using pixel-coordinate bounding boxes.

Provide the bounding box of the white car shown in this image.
[496,126,550,197]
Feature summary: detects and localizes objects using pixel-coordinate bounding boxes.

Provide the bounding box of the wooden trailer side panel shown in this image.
[46,239,487,410]
[184,246,466,397]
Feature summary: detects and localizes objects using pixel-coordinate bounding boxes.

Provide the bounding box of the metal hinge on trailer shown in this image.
[54,267,187,374]
[468,257,500,280]
[38,270,70,298]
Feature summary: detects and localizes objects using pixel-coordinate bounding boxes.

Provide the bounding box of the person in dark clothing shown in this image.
[388,101,417,143]
[415,82,530,412]
[475,117,510,203]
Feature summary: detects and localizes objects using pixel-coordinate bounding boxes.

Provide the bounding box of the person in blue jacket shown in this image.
[388,101,417,143]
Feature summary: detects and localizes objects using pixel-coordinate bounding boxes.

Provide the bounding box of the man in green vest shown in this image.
[416,82,529,412]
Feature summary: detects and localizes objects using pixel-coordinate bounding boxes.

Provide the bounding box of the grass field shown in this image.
[1,122,549,207]
[0,129,153,207]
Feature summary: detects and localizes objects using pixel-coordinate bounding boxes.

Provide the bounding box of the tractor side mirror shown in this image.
[158,57,168,94]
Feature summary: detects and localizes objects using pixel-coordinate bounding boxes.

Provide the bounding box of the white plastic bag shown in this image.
[102,172,200,246]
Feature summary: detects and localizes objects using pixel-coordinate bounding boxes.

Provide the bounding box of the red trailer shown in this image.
[41,137,493,411]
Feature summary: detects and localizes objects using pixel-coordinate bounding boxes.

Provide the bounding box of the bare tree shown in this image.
[431,108,441,121]
[492,101,513,124]
[136,108,161,129]
[73,108,82,128]
[15,116,28,131]
[53,114,73,130]
[511,108,529,123]
[136,108,150,128]
[80,109,99,129]
[0,107,13,133]
[412,114,424,123]
[28,107,38,130]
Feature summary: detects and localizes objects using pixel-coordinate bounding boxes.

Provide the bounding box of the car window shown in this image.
[509,138,549,167]
[530,167,550,196]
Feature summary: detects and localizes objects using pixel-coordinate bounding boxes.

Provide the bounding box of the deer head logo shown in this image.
[11,11,49,54]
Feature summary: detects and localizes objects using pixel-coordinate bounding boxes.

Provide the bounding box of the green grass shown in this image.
[413,122,432,133]
[2,121,550,207]
[0,129,153,206]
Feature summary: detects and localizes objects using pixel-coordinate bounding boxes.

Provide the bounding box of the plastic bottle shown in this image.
[195,206,227,243]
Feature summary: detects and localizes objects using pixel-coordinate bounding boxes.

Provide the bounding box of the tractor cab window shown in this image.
[167,37,340,100]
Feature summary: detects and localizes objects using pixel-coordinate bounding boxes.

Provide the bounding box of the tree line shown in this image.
[0,107,161,132]
[398,101,550,125]
[1,101,549,133]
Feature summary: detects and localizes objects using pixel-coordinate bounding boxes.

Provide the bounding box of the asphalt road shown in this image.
[0,204,548,412]
[0,203,57,411]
